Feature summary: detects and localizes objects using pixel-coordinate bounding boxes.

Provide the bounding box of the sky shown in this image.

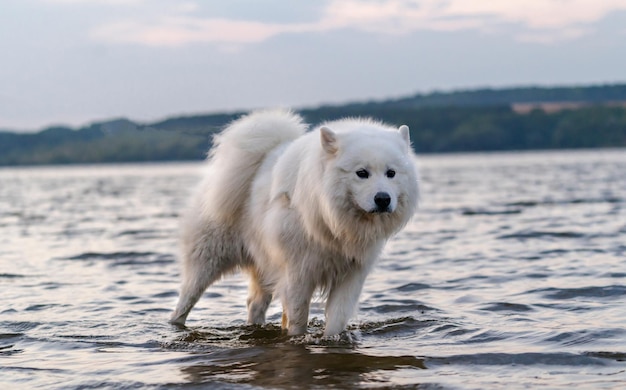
[2,0,626,131]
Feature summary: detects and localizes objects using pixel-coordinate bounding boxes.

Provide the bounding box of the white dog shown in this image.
[171,110,419,336]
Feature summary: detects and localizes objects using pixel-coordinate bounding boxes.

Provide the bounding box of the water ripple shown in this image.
[60,251,176,267]
[428,352,611,366]
[530,285,626,299]
[498,230,586,240]
[480,302,535,312]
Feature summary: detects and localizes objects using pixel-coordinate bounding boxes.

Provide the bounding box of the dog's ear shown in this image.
[320,126,338,154]
[398,125,411,150]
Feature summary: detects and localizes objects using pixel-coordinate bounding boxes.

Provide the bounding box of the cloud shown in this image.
[91,18,287,46]
[42,0,144,4]
[85,0,626,47]
[321,0,626,36]
[445,0,626,29]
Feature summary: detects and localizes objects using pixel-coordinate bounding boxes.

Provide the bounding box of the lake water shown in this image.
[1,149,625,389]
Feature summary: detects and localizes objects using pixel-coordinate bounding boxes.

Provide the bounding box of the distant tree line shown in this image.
[1,84,625,165]
[0,123,210,165]
[383,84,626,107]
[300,105,626,153]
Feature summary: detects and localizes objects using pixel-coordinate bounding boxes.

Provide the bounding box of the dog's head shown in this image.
[319,119,419,228]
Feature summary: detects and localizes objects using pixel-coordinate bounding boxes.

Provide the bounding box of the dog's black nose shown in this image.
[374,192,391,211]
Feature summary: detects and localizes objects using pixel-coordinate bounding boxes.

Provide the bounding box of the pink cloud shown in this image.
[87,0,626,46]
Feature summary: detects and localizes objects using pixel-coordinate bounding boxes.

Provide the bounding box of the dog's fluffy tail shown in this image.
[198,109,307,225]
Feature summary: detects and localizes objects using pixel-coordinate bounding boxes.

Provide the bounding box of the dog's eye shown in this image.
[386,169,396,178]
[356,169,370,179]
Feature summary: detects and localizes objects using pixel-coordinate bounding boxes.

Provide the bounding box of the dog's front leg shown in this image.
[323,266,369,336]
[282,275,315,336]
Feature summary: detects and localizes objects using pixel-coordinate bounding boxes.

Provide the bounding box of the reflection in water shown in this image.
[180,343,425,388]
[167,324,426,387]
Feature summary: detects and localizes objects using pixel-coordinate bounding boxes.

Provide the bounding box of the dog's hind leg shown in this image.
[170,264,219,326]
[246,268,272,324]
[170,224,242,326]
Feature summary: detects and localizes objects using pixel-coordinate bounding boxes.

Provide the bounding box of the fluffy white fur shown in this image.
[171,109,419,336]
